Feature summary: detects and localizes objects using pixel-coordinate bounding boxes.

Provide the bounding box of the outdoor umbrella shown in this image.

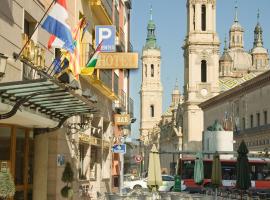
[211,152,222,200]
[236,140,251,199]
[194,152,204,185]
[147,144,162,192]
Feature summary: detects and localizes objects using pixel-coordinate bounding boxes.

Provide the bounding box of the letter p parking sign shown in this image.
[95,25,116,52]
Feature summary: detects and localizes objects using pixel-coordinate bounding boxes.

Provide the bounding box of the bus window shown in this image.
[182,161,194,179]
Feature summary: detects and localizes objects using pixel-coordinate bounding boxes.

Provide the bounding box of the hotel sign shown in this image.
[114,114,130,126]
[96,53,138,69]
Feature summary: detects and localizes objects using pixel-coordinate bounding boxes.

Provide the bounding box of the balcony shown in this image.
[128,42,133,52]
[81,44,118,101]
[128,97,134,118]
[113,89,127,113]
[124,0,132,9]
[90,0,113,25]
[236,124,270,135]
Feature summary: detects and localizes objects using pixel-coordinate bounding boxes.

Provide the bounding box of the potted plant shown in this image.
[0,169,15,200]
[61,162,74,199]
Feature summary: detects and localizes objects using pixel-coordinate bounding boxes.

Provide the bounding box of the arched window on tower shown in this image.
[151,64,154,77]
[145,64,147,77]
[193,5,196,30]
[150,105,155,117]
[201,5,206,31]
[201,60,207,82]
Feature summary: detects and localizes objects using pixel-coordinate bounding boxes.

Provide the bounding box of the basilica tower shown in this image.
[140,8,163,144]
[182,0,220,151]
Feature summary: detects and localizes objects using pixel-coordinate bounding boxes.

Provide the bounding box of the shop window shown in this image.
[201,5,206,31]
[0,126,11,160]
[79,143,88,180]
[201,60,207,82]
[15,128,26,185]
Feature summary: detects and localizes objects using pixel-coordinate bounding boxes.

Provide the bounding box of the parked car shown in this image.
[123,175,186,192]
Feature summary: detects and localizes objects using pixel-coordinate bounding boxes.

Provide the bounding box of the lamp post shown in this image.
[0,53,8,80]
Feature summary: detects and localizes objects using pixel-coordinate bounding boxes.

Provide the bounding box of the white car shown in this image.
[123,175,186,192]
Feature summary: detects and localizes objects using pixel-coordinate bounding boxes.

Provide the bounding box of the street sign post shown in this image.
[112,144,126,154]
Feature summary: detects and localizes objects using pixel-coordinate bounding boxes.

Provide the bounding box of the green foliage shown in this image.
[61,162,74,183]
[61,186,73,198]
[0,170,15,199]
[61,162,74,198]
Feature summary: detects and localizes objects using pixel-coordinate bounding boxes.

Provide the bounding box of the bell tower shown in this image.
[182,0,220,151]
[140,7,163,144]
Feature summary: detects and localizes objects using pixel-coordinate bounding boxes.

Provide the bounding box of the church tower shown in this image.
[140,7,163,144]
[182,0,220,151]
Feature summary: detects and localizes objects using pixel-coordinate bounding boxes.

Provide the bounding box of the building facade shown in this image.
[181,0,269,151]
[0,0,133,199]
[200,70,270,153]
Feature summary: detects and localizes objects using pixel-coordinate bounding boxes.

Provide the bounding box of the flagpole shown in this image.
[15,0,56,61]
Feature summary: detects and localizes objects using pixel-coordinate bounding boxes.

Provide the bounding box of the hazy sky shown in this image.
[129,0,270,138]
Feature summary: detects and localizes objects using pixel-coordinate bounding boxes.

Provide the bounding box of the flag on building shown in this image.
[80,41,103,75]
[41,0,74,52]
[68,18,86,80]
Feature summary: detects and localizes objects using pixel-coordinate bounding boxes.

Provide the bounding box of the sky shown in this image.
[129,0,270,139]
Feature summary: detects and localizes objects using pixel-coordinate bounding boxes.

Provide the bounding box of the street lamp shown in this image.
[0,53,8,80]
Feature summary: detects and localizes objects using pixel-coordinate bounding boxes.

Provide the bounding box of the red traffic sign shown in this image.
[134,155,143,163]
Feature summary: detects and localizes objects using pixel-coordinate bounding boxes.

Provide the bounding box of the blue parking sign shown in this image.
[95,25,116,52]
[112,144,126,154]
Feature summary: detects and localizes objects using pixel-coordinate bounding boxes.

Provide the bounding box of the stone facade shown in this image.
[200,70,270,152]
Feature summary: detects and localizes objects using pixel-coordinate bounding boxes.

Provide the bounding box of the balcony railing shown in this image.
[113,73,119,96]
[128,97,134,118]
[100,70,112,90]
[90,0,113,25]
[128,42,133,52]
[119,90,127,109]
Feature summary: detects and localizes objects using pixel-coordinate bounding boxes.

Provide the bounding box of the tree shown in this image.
[61,162,74,199]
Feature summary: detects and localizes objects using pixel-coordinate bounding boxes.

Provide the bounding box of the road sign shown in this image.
[134,155,143,163]
[95,25,116,52]
[112,144,126,154]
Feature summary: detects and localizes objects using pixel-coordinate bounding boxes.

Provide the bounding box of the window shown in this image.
[150,105,154,117]
[257,113,260,127]
[151,64,154,77]
[242,117,245,130]
[193,5,196,30]
[201,5,206,31]
[145,64,147,77]
[201,60,207,82]
[250,115,253,128]
[264,111,268,125]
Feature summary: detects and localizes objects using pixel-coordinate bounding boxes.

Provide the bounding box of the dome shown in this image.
[230,22,244,32]
[147,20,156,29]
[252,46,268,54]
[228,48,252,70]
[220,51,233,62]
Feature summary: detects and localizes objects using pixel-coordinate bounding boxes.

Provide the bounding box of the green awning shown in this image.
[0,79,97,120]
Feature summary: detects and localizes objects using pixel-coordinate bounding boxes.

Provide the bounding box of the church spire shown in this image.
[144,5,158,49]
[234,0,239,22]
[224,35,228,51]
[253,9,263,47]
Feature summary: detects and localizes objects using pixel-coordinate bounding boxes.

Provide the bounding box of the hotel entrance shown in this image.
[0,124,34,200]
